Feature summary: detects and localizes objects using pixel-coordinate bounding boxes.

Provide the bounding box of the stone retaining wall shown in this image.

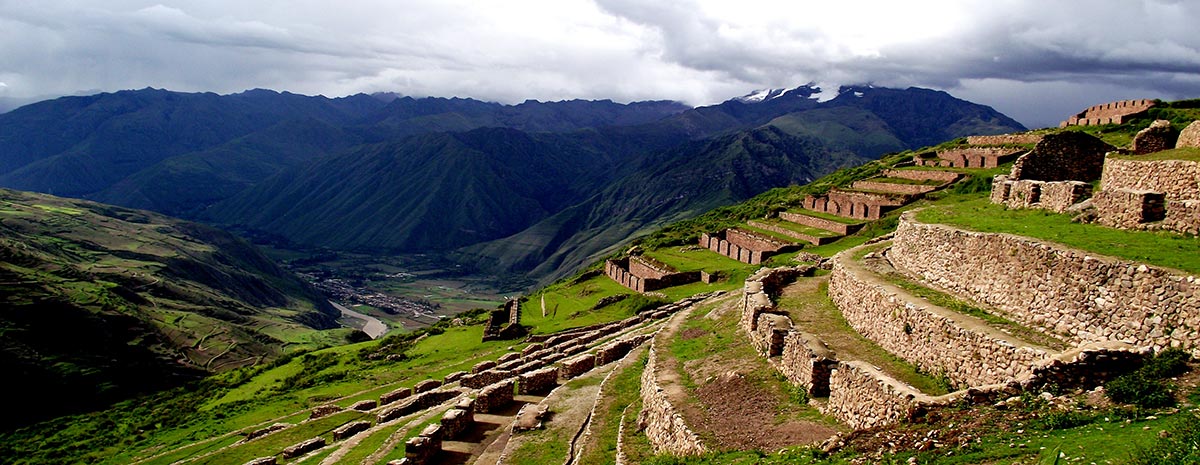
[1061,99,1155,127]
[637,346,707,456]
[777,330,837,397]
[803,189,908,221]
[779,211,861,235]
[414,379,441,393]
[333,421,371,441]
[605,257,701,292]
[990,176,1092,213]
[559,354,596,380]
[923,147,1021,169]
[852,179,940,195]
[700,229,796,264]
[440,408,472,440]
[890,213,1200,355]
[823,361,923,429]
[829,251,1051,387]
[966,134,1045,145]
[282,437,326,459]
[475,379,515,413]
[746,219,836,245]
[1093,189,1166,229]
[378,389,461,422]
[1101,157,1200,200]
[461,369,511,389]
[518,367,558,395]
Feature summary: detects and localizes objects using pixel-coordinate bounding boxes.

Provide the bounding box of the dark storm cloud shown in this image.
[0,0,1197,127]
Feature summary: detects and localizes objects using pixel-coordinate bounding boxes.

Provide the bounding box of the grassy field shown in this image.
[917,196,1200,274]
[1108,146,1200,161]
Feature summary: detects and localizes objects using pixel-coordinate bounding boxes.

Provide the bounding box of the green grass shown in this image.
[749,218,841,238]
[782,208,866,225]
[862,177,945,186]
[778,279,950,395]
[524,274,661,334]
[1109,147,1200,162]
[917,196,1200,274]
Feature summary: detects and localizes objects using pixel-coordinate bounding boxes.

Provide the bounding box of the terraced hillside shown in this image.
[0,189,341,430]
[6,101,1200,465]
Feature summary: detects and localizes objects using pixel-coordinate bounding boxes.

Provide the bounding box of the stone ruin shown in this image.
[802,188,909,221]
[1009,131,1115,182]
[282,437,326,459]
[482,298,524,341]
[966,133,1045,145]
[699,228,800,265]
[1131,119,1179,154]
[1060,99,1156,127]
[914,146,1022,169]
[1093,151,1200,235]
[604,255,700,293]
[332,420,371,441]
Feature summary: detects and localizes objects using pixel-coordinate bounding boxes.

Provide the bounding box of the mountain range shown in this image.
[0,85,1024,283]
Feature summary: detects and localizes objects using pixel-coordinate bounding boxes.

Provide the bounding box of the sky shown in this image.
[1,0,1198,128]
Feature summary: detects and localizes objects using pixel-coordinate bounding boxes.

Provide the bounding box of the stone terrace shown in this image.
[1061,99,1156,127]
[699,227,801,264]
[604,255,701,293]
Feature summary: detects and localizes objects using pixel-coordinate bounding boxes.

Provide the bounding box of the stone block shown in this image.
[413,379,442,393]
[332,420,371,441]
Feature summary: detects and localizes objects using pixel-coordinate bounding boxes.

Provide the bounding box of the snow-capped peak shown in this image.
[734,86,814,103]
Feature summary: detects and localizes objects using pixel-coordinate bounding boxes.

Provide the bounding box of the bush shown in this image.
[1105,372,1175,409]
[1140,348,1190,379]
[1034,410,1097,430]
[1129,413,1200,464]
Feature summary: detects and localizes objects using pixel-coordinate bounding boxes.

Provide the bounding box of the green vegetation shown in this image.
[917,196,1200,274]
[1105,348,1191,409]
[1130,412,1200,464]
[777,279,950,395]
[1109,146,1200,161]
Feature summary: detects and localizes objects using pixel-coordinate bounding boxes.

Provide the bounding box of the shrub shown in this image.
[1128,413,1200,464]
[1105,372,1174,409]
[1034,410,1097,430]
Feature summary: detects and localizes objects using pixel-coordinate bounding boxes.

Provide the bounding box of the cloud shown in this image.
[0,0,1197,126]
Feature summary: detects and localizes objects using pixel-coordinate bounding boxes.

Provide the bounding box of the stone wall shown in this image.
[779,211,861,235]
[926,147,1022,169]
[700,229,798,265]
[475,379,515,413]
[1093,189,1166,229]
[559,354,597,380]
[1010,132,1116,182]
[990,176,1092,213]
[1132,120,1179,154]
[440,408,472,440]
[966,134,1045,145]
[518,367,558,395]
[777,330,837,397]
[752,313,792,357]
[1163,200,1200,235]
[637,346,707,456]
[890,214,1200,355]
[414,379,441,393]
[823,361,922,430]
[333,421,371,441]
[461,369,511,389]
[803,189,908,221]
[1061,99,1156,127]
[851,179,941,195]
[378,389,461,422]
[882,169,962,183]
[282,437,326,459]
[606,257,701,292]
[746,219,836,245]
[1101,157,1200,200]
[380,387,412,405]
[828,252,1051,387]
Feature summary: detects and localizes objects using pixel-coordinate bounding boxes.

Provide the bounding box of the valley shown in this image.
[2,91,1198,465]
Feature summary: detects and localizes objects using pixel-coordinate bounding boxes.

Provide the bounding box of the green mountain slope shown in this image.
[456,126,870,280]
[0,189,340,430]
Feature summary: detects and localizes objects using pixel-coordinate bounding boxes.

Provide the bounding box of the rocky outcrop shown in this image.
[1178,120,1200,148]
